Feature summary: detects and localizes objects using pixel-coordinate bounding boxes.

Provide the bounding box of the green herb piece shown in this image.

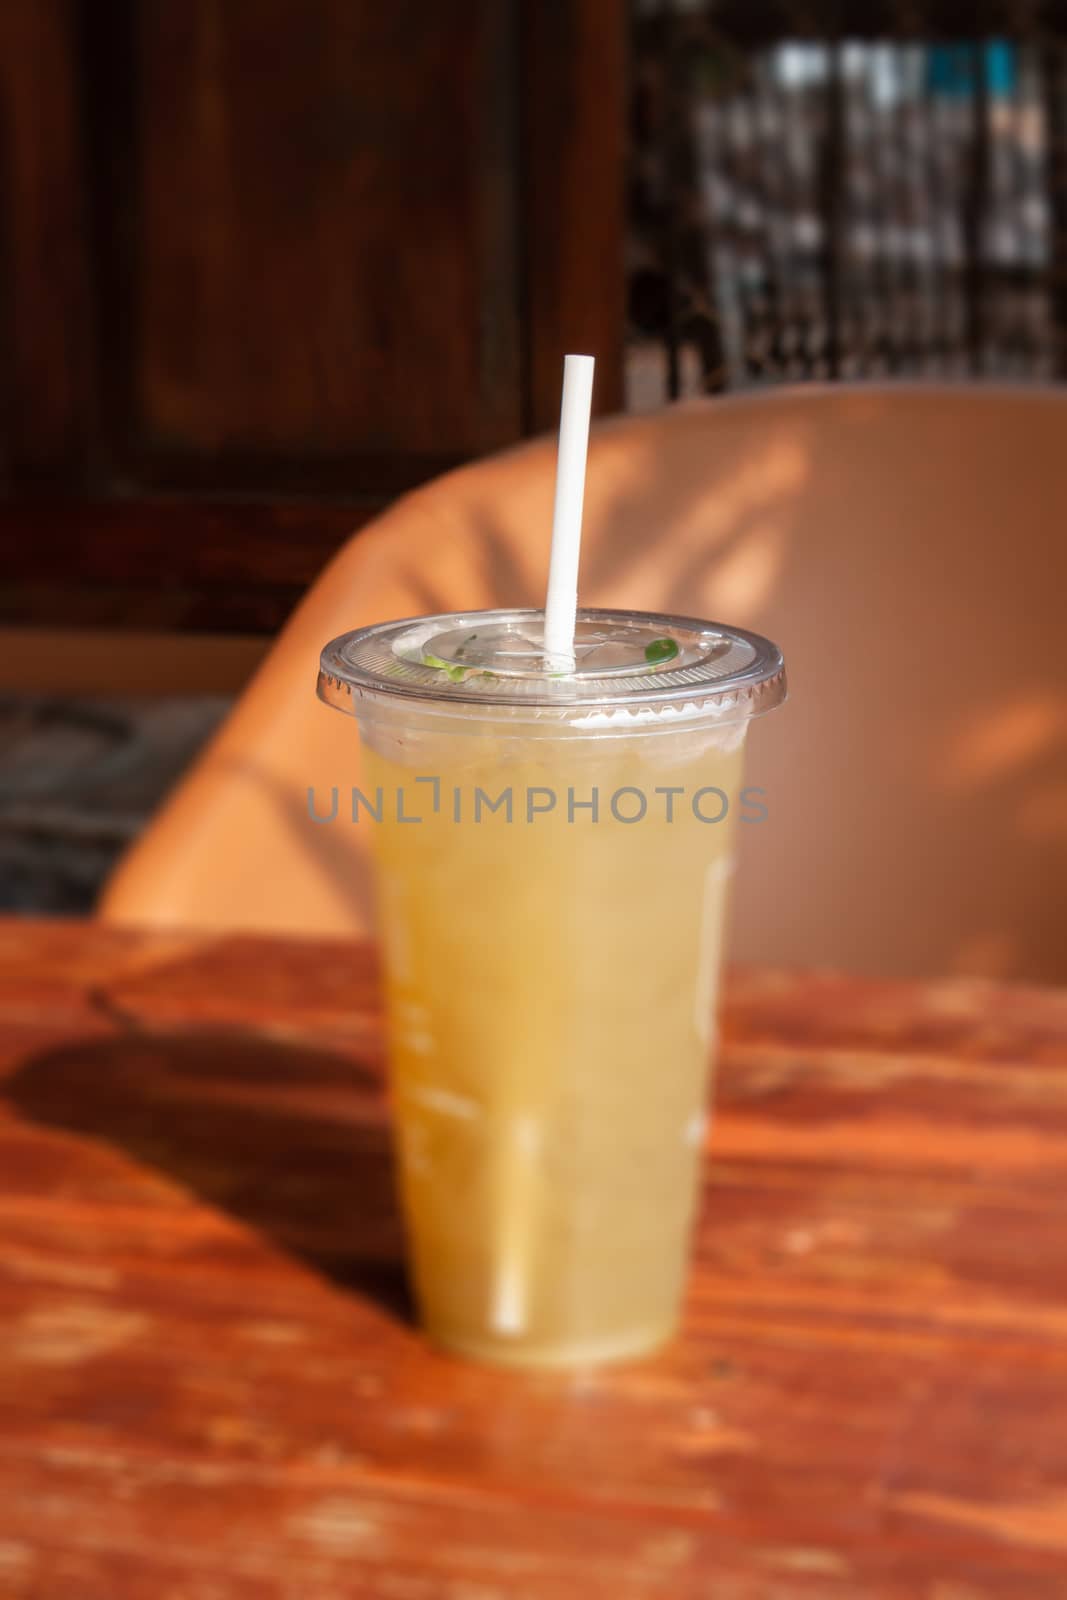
[422,653,468,683]
[644,637,679,665]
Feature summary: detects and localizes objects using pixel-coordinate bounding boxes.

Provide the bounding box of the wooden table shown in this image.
[2,920,1067,1598]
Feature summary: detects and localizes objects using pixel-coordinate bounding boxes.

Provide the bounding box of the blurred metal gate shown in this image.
[628,1,1067,400]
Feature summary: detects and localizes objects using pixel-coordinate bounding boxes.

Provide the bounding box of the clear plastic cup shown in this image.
[318,608,785,1368]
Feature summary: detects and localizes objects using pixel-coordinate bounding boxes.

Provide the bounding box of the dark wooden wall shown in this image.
[0,0,626,632]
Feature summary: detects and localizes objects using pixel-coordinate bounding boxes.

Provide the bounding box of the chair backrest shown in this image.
[100,385,1067,983]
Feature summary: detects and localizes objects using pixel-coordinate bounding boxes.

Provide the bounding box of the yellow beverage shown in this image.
[318,606,785,1369]
[362,716,746,1367]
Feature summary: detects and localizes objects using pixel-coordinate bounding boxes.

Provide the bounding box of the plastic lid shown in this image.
[318,608,785,719]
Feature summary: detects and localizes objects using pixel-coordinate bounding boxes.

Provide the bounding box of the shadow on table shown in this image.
[5,1017,413,1323]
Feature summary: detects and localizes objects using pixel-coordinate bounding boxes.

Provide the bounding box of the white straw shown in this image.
[490,1116,540,1336]
[488,355,593,1338]
[543,353,595,669]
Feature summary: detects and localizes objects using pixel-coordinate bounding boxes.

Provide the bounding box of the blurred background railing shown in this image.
[628,0,1067,402]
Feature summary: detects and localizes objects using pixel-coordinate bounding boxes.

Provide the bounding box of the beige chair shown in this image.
[101,385,1067,983]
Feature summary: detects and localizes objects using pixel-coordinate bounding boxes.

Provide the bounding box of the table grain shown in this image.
[2,919,1067,1598]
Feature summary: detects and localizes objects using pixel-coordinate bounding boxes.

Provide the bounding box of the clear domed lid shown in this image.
[318,608,785,719]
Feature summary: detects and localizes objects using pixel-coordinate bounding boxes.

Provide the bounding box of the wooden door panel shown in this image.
[0,0,626,629]
[136,0,520,471]
[0,0,94,482]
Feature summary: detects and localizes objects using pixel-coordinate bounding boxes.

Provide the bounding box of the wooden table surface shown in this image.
[2,920,1067,1598]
